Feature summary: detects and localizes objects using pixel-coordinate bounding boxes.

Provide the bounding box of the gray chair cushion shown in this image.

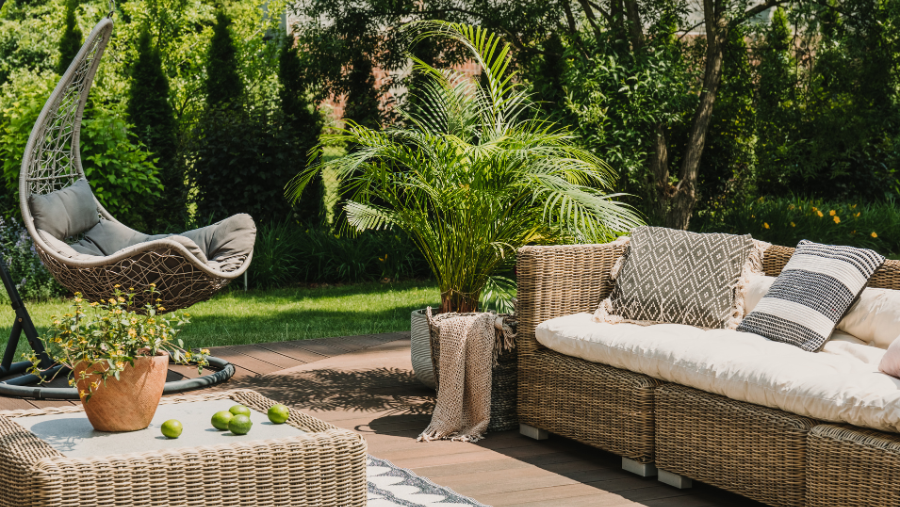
[64,214,255,272]
[29,179,100,240]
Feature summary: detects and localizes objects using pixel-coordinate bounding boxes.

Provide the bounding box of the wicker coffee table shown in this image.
[0,389,367,507]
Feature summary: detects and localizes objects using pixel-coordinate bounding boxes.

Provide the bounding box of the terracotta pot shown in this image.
[75,354,169,432]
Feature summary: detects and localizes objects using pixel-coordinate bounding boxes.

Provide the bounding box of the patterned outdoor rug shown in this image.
[367,456,489,506]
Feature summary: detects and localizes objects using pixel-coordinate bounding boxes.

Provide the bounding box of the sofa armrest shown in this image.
[516,242,626,353]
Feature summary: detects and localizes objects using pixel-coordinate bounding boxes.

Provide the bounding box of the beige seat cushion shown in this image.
[536,313,900,433]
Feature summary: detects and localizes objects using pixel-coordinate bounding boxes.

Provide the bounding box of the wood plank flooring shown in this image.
[0,332,766,506]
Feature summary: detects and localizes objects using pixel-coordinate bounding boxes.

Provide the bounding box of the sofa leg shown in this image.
[621,457,657,477]
[658,469,693,489]
[519,423,549,440]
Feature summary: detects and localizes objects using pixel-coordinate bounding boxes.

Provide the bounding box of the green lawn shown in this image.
[0,281,439,358]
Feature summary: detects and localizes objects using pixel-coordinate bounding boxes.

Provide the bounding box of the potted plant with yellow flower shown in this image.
[25,285,208,432]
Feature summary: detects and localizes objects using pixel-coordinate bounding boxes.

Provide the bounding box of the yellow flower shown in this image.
[129,287,134,291]
[117,297,125,303]
[79,390,86,398]
[833,216,840,224]
[817,210,823,218]
[115,361,124,369]
[872,232,878,238]
[829,210,836,216]
[108,298,116,304]
[150,283,156,288]
[201,348,210,355]
[790,222,796,227]
[852,230,856,235]
[787,204,795,210]
[90,302,99,307]
[114,284,121,288]
[763,223,770,229]
[852,204,857,209]
[855,212,860,218]
[812,206,818,212]
[158,307,166,312]
[128,328,137,338]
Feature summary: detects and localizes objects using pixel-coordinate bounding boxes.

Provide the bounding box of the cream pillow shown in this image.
[837,287,900,349]
[742,274,900,350]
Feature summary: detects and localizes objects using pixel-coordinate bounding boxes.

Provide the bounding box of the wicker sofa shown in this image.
[516,241,900,507]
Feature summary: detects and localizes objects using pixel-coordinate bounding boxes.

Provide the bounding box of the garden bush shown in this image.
[694,196,900,257]
[0,216,66,301]
[247,221,430,289]
[0,68,163,230]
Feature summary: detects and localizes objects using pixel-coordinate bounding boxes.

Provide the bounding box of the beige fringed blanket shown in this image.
[418,308,515,443]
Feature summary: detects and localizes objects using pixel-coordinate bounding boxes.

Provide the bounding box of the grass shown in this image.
[0,281,439,359]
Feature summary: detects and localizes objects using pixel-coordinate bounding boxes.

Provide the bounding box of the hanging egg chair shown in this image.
[1,13,253,398]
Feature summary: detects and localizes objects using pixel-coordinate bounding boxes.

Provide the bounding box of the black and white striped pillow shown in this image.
[737,240,885,351]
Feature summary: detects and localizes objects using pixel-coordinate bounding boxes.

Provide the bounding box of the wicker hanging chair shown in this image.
[19,16,253,312]
[0,13,244,399]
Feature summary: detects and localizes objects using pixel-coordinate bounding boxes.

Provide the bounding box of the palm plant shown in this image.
[289,22,643,314]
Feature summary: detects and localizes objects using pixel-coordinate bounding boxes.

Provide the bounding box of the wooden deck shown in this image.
[0,333,767,507]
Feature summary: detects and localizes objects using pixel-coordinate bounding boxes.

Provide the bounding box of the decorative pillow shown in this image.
[837,286,900,349]
[879,336,900,378]
[593,227,764,329]
[737,240,885,352]
[28,179,100,240]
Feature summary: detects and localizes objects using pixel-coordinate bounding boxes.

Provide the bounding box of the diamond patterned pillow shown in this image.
[593,227,758,329]
[737,240,885,351]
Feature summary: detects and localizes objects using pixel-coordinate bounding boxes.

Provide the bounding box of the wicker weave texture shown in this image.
[516,243,625,354]
[807,424,900,507]
[0,390,367,507]
[656,384,816,507]
[38,245,231,312]
[519,349,659,463]
[19,17,251,313]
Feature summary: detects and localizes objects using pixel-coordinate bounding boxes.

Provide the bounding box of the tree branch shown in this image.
[730,0,791,27]
[576,0,606,41]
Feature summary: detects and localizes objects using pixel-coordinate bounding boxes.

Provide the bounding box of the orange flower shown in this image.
[763,223,770,229]
[872,232,878,238]
[833,216,840,224]
[829,210,836,216]
[816,210,824,218]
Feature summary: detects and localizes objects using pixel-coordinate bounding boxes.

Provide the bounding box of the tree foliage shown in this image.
[205,10,243,110]
[278,33,324,224]
[57,0,82,75]
[128,27,183,229]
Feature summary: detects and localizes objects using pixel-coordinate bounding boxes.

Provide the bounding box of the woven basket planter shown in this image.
[428,312,518,433]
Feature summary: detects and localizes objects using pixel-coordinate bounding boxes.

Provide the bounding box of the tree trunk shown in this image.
[654,0,728,230]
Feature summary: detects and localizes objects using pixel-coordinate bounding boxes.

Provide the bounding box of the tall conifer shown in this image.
[57,0,82,75]
[205,10,243,109]
[279,33,324,224]
[128,28,183,229]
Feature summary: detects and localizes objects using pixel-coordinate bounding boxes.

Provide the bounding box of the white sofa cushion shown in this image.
[536,313,900,433]
[743,275,900,350]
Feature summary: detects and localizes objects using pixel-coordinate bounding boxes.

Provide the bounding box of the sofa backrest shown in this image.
[762,245,900,291]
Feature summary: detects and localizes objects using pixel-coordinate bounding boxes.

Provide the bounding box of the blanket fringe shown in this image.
[724,239,771,330]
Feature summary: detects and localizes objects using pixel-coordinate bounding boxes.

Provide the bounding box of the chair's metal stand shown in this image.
[0,260,53,377]
[0,259,236,400]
